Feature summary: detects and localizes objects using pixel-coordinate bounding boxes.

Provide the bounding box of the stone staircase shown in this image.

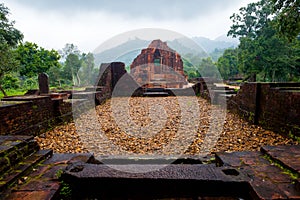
[0,135,94,200]
[143,88,170,97]
[210,84,237,104]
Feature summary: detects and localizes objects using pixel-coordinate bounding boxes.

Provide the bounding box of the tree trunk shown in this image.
[76,73,81,86]
[72,74,76,86]
[272,70,276,82]
[0,84,7,97]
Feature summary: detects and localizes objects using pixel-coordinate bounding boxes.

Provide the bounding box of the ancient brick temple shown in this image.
[130,39,187,88]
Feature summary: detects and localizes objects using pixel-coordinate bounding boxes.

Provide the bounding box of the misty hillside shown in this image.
[192,36,238,53]
[94,35,239,67]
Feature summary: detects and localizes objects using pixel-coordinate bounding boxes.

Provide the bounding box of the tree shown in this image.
[63,53,81,86]
[59,43,81,62]
[79,53,95,86]
[217,49,239,80]
[16,42,61,78]
[0,43,20,96]
[0,4,23,47]
[228,0,273,39]
[198,58,220,78]
[227,0,300,82]
[0,3,23,97]
[271,0,300,40]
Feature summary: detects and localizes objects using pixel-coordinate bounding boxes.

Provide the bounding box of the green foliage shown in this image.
[22,76,38,90]
[0,73,20,89]
[17,42,61,78]
[263,154,300,180]
[223,0,300,82]
[271,0,300,40]
[47,65,63,87]
[0,3,23,47]
[0,89,26,99]
[182,57,200,78]
[78,52,96,86]
[217,49,239,79]
[228,0,273,39]
[210,48,227,62]
[125,65,130,72]
[59,181,72,199]
[63,53,81,86]
[198,57,220,78]
[0,42,20,79]
[183,55,221,79]
[0,3,23,96]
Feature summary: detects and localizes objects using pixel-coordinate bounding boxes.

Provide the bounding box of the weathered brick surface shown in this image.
[0,96,73,136]
[95,62,142,101]
[228,83,300,136]
[130,40,187,88]
[216,145,300,200]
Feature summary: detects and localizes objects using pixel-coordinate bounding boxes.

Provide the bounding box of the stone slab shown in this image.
[261,145,300,174]
[216,147,300,200]
[63,164,249,199]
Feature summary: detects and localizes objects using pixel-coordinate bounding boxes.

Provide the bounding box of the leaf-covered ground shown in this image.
[35,97,298,156]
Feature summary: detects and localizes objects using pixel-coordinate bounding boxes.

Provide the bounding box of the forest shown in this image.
[0,0,299,98]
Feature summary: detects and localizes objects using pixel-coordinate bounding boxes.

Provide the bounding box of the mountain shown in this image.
[192,36,238,53]
[94,38,150,67]
[93,35,239,67]
[214,34,239,43]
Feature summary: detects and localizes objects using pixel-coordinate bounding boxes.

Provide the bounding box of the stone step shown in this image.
[219,93,236,99]
[0,136,40,176]
[71,91,102,100]
[143,92,169,97]
[211,90,237,95]
[84,86,104,92]
[5,153,94,200]
[0,149,53,193]
[215,147,300,200]
[261,145,300,176]
[62,163,249,199]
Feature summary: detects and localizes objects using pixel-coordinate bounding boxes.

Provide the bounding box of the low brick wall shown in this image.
[228,83,300,137]
[0,96,72,136]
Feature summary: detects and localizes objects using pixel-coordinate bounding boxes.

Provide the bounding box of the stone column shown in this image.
[38,72,49,95]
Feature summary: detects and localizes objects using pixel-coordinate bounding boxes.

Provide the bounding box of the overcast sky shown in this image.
[2,0,257,53]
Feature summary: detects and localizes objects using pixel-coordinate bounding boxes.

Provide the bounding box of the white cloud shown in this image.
[2,0,258,52]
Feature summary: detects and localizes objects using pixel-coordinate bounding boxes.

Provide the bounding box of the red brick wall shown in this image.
[228,83,300,137]
[0,96,72,135]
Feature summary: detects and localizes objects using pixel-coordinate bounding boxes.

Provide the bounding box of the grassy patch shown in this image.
[0,89,27,99]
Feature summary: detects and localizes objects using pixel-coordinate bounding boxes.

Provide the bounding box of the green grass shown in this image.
[0,89,27,99]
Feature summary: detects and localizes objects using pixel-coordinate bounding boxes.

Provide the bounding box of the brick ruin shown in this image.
[0,63,300,199]
[130,39,187,88]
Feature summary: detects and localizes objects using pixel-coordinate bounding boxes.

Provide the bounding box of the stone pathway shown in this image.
[35,97,298,156]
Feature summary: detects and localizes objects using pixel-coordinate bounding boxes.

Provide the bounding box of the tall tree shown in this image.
[271,0,300,40]
[79,53,95,86]
[198,58,220,78]
[59,43,81,62]
[63,53,81,86]
[217,49,239,80]
[227,0,300,82]
[0,3,23,96]
[228,0,273,39]
[17,42,61,78]
[0,4,23,47]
